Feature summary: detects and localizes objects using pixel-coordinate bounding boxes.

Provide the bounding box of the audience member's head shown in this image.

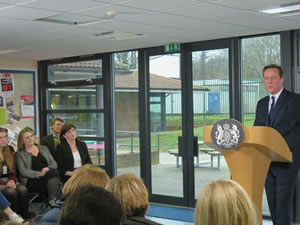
[58,184,123,225]
[62,164,110,197]
[17,127,35,150]
[105,173,149,217]
[194,179,258,225]
[59,123,76,142]
[51,117,64,136]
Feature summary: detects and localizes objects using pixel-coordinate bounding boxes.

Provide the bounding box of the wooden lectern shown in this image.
[204,126,292,225]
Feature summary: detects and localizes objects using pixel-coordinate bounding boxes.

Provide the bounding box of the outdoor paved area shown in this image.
[118,152,271,216]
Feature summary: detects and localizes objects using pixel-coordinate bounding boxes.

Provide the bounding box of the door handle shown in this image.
[178,136,199,157]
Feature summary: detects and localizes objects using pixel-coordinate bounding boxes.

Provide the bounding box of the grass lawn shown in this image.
[117,114,256,152]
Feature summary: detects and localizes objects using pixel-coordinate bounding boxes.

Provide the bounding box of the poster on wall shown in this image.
[0,73,14,97]
[0,69,37,147]
[21,95,34,118]
[0,95,6,125]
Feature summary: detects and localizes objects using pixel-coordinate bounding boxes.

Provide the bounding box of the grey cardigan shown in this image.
[16,145,57,185]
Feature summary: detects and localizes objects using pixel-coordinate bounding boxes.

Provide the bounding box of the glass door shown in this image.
[146,42,233,207]
[149,53,185,199]
[191,48,231,200]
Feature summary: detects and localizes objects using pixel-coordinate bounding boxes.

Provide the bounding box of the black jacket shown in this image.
[55,139,92,183]
[40,134,56,159]
[254,89,300,169]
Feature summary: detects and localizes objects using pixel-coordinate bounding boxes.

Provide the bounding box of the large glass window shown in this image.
[241,34,281,216]
[241,35,280,126]
[48,60,102,82]
[46,59,104,166]
[48,85,103,110]
[113,51,140,176]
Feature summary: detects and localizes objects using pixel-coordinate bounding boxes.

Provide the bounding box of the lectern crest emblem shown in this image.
[211,119,244,150]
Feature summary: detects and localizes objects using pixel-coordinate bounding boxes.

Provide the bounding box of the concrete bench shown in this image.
[168,148,222,170]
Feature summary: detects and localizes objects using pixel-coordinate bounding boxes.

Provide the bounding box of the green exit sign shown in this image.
[164,43,180,53]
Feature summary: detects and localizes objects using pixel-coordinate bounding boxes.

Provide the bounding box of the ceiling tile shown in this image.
[165,2,242,20]
[0,5,60,20]
[117,0,202,11]
[20,0,109,13]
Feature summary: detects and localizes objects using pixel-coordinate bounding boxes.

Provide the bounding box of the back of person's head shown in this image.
[195,179,258,225]
[63,164,110,197]
[105,173,149,217]
[58,184,123,225]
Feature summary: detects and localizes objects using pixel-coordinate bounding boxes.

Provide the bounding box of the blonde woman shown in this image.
[194,179,258,225]
[105,173,161,225]
[41,164,110,225]
[15,127,61,207]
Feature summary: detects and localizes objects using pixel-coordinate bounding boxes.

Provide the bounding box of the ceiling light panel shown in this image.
[75,4,151,19]
[41,13,102,24]
[260,2,300,14]
[209,0,300,10]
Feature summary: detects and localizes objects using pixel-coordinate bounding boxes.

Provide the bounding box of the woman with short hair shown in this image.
[105,173,161,225]
[55,123,92,183]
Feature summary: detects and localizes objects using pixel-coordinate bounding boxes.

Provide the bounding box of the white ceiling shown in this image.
[1,0,300,60]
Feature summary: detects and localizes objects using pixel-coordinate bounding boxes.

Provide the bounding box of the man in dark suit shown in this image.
[254,64,300,225]
[41,117,64,158]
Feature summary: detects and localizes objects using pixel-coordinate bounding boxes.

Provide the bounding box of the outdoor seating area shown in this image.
[167,147,222,170]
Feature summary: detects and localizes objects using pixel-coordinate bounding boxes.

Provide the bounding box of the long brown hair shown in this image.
[17,127,34,150]
[0,127,15,172]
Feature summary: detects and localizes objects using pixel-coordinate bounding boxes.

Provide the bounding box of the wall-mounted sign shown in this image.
[164,43,180,53]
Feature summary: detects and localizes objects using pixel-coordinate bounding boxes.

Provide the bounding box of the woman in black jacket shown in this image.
[55,123,92,183]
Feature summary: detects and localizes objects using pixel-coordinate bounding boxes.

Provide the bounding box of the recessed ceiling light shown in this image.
[94,31,145,41]
[260,2,300,15]
[0,49,20,55]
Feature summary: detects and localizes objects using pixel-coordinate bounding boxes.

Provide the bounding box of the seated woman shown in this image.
[55,123,92,183]
[41,164,110,225]
[0,191,29,224]
[16,127,61,207]
[105,173,161,225]
[194,179,258,225]
[0,127,35,220]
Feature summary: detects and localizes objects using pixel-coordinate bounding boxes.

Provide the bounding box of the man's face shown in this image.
[263,68,284,95]
[52,120,63,135]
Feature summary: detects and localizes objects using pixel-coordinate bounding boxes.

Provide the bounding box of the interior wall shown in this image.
[0,57,37,69]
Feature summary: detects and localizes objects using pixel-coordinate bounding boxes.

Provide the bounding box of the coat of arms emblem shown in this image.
[211,119,244,150]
